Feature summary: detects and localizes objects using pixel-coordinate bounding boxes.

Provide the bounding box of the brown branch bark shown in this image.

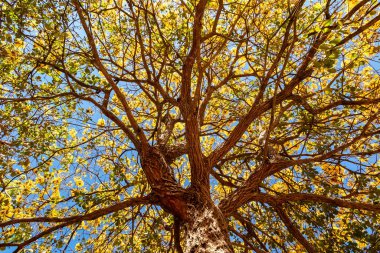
[224,192,380,215]
[0,195,152,252]
[337,14,380,47]
[174,217,184,253]
[219,110,379,216]
[0,195,153,228]
[0,92,75,103]
[289,95,380,115]
[273,205,316,253]
[207,28,328,168]
[180,0,210,192]
[72,0,148,150]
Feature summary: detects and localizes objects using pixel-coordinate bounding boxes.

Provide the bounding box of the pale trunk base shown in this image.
[184,207,233,253]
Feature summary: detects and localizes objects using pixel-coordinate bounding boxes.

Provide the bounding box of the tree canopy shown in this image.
[1,0,380,252]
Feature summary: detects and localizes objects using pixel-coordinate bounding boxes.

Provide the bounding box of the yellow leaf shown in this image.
[97,118,105,127]
[74,177,84,187]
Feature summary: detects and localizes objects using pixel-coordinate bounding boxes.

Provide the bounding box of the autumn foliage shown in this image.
[1,0,380,252]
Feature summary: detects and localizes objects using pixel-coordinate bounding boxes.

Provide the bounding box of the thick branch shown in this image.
[180,0,208,105]
[337,14,380,47]
[273,205,316,253]
[180,0,210,192]
[0,195,153,228]
[223,192,380,215]
[0,195,152,252]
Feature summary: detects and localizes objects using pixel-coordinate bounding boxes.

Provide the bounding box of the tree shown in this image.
[1,0,380,252]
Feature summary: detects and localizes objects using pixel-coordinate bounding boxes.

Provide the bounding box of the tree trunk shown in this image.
[184,205,234,253]
[140,147,233,252]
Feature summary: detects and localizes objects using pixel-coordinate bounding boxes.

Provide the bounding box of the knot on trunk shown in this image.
[141,146,188,220]
[141,146,175,187]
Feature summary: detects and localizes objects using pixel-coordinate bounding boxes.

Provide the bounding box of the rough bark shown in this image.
[140,144,235,253]
[140,146,188,220]
[184,205,233,253]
